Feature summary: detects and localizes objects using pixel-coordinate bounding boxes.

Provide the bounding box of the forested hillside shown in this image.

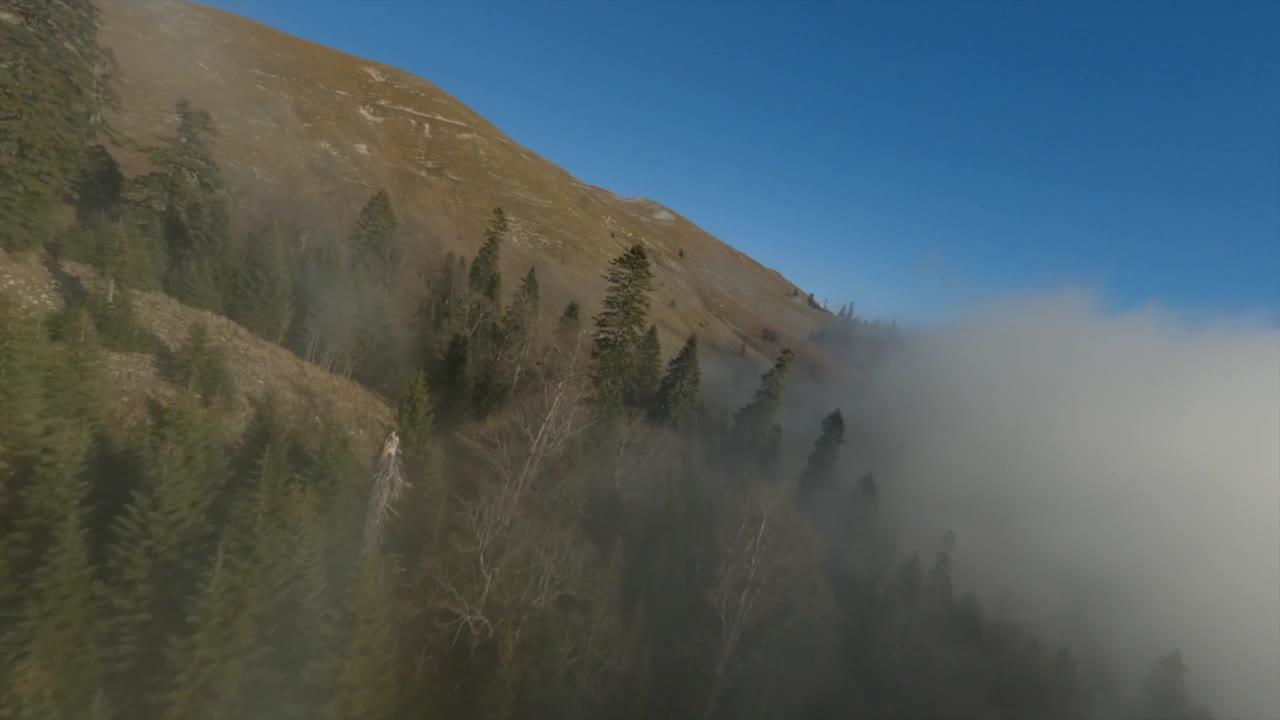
[0,2,1218,719]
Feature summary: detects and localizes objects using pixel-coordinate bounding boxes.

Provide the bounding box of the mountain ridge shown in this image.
[98,0,831,364]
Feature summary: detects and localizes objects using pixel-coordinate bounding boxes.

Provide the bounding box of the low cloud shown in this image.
[859,290,1279,719]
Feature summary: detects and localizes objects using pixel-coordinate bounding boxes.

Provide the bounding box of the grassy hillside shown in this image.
[98,0,829,361]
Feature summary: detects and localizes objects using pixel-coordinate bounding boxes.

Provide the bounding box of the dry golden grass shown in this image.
[0,249,393,457]
[97,0,835,368]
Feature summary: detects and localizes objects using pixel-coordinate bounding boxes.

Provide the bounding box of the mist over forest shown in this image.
[2,2,1277,720]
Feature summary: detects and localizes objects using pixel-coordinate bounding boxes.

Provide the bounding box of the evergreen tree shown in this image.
[591,245,655,414]
[171,323,236,407]
[468,207,506,303]
[473,265,540,417]
[730,348,795,462]
[162,544,255,720]
[319,559,399,720]
[436,333,472,426]
[797,410,845,503]
[1139,651,1211,720]
[74,144,125,225]
[927,530,956,604]
[398,371,437,467]
[1,345,107,718]
[101,397,228,715]
[0,0,111,249]
[502,266,540,349]
[350,190,399,291]
[630,324,662,408]
[146,100,233,311]
[650,335,701,427]
[558,300,581,336]
[233,224,294,344]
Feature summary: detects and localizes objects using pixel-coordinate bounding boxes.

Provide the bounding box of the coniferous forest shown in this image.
[0,3,1219,719]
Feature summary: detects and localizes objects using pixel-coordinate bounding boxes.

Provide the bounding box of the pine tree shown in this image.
[398,371,437,467]
[730,348,796,460]
[350,190,399,291]
[927,530,956,604]
[591,245,655,414]
[234,224,294,344]
[503,266,540,349]
[102,397,228,715]
[171,323,236,407]
[75,144,125,225]
[630,324,662,409]
[318,559,399,720]
[558,300,581,336]
[0,0,111,249]
[473,265,540,416]
[147,100,233,311]
[165,428,295,720]
[468,207,507,303]
[163,543,255,720]
[797,410,845,503]
[436,333,472,426]
[2,347,107,718]
[650,335,701,427]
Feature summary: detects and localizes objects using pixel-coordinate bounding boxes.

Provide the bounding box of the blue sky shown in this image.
[201,0,1279,324]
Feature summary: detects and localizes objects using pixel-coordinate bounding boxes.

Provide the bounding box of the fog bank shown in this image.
[865,290,1280,719]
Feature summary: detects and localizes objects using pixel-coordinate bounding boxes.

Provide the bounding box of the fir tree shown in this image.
[591,245,655,414]
[650,335,701,427]
[171,323,236,407]
[502,266,540,348]
[630,324,662,409]
[350,190,399,291]
[74,144,125,225]
[468,207,507,303]
[927,530,956,604]
[398,371,437,467]
[101,397,228,715]
[730,348,796,461]
[147,100,233,311]
[0,0,111,249]
[472,265,540,417]
[1,349,107,718]
[233,224,294,344]
[319,559,399,720]
[436,333,472,426]
[163,543,255,720]
[797,409,845,503]
[558,300,582,336]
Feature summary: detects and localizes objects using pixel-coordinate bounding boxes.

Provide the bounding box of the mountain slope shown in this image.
[98,0,828,360]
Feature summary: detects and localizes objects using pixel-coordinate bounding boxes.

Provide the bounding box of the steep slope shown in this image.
[0,248,394,456]
[97,0,828,360]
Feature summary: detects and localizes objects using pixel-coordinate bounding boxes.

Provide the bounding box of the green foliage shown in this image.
[233,224,294,344]
[630,324,661,408]
[171,323,236,406]
[730,348,795,467]
[0,329,107,718]
[318,559,399,720]
[0,207,1218,720]
[650,335,701,427]
[351,190,400,290]
[797,409,845,502]
[0,0,111,250]
[436,332,472,426]
[100,396,228,715]
[558,300,581,336]
[75,145,125,225]
[143,100,233,311]
[468,207,507,303]
[591,244,655,415]
[398,371,437,465]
